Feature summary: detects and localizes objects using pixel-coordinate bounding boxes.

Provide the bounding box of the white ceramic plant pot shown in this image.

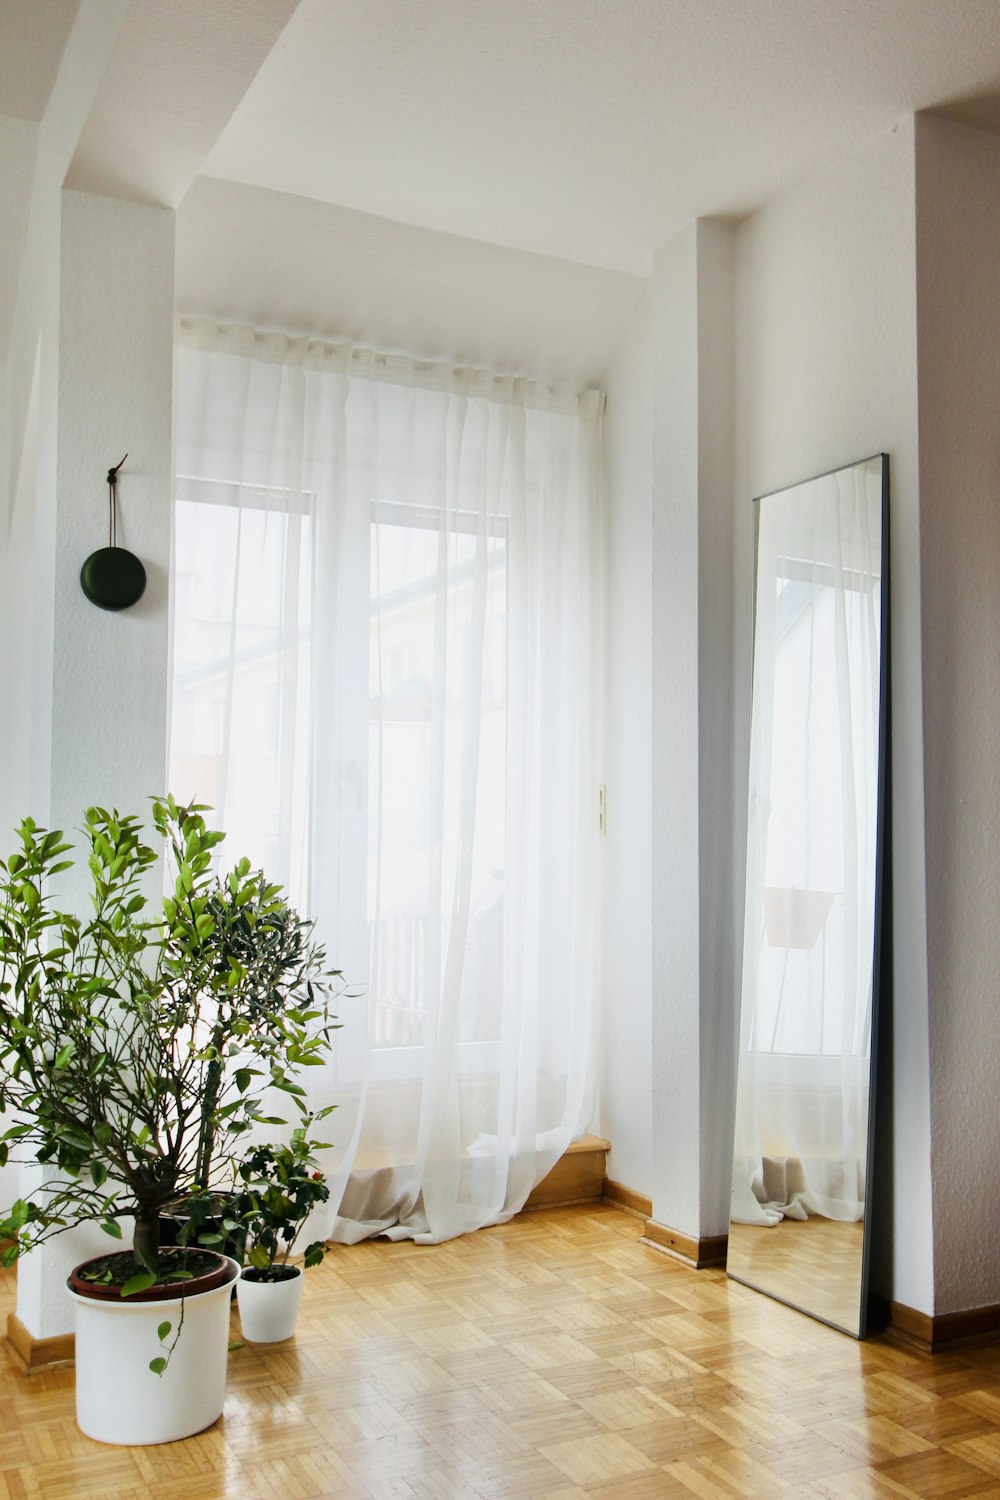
[236,1266,304,1343]
[67,1256,239,1445]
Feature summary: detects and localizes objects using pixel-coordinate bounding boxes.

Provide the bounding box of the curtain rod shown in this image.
[175,317,605,417]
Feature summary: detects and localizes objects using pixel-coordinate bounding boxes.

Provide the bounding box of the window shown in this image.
[368,501,507,1053]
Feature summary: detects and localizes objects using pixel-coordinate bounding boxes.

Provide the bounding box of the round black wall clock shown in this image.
[79,454,147,611]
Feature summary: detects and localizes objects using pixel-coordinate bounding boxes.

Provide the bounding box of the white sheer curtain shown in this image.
[170,320,603,1244]
[732,461,882,1226]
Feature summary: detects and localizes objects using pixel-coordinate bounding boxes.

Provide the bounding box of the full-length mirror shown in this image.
[727,454,889,1338]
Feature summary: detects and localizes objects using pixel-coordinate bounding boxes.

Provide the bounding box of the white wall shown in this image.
[601,221,737,1234]
[734,119,934,1314]
[694,222,737,1237]
[0,2,129,843]
[12,190,175,1341]
[51,192,174,852]
[600,288,653,1197]
[914,114,1000,1316]
[0,339,41,837]
[649,228,702,1238]
[176,176,645,391]
[648,221,737,1242]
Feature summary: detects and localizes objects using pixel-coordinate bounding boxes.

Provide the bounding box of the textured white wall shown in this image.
[649,221,737,1240]
[914,114,1000,1316]
[0,343,40,839]
[15,191,174,1340]
[0,2,129,841]
[734,120,934,1313]
[650,228,701,1236]
[694,222,737,1236]
[176,177,645,391]
[600,288,654,1198]
[50,192,174,858]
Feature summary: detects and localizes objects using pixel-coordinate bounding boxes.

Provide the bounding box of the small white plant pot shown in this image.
[67,1255,239,1446]
[237,1266,304,1343]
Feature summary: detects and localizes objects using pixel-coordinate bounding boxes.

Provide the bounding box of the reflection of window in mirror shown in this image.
[728,454,889,1339]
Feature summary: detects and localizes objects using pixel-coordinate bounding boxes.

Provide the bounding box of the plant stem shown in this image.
[132,1208,160,1275]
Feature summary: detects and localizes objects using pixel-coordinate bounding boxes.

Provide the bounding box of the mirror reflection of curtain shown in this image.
[732,463,881,1226]
[169,322,603,1244]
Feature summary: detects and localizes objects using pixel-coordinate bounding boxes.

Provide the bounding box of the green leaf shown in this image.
[149,1356,167,1377]
[54,1042,74,1069]
[248,1246,270,1270]
[157,1321,172,1342]
[90,1160,107,1188]
[100,1219,123,1239]
[121,1271,157,1298]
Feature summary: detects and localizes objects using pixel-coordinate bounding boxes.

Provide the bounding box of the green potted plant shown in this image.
[0,797,340,1445]
[233,1121,331,1343]
[156,832,341,1259]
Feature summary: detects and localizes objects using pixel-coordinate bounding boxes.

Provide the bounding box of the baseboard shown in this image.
[5,1312,75,1372]
[642,1217,728,1269]
[869,1295,1000,1352]
[602,1179,652,1219]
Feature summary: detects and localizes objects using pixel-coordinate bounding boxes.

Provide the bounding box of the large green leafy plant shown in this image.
[0,797,339,1282]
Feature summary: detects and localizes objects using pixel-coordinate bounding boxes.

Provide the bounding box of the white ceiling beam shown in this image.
[64,0,300,209]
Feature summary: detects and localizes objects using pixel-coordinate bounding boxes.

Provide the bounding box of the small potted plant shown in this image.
[0,798,340,1445]
[233,1122,331,1344]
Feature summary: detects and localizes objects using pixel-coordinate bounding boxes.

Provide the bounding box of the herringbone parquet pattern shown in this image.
[2,1203,1000,1499]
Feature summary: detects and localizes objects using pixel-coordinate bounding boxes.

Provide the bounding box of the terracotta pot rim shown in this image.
[67,1250,238,1303]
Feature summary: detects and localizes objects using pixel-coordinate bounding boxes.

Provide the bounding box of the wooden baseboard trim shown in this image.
[870,1295,1000,1352]
[6,1312,75,1372]
[602,1179,652,1220]
[642,1218,728,1269]
[522,1195,607,1214]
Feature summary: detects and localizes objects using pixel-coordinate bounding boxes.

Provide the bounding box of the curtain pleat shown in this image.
[171,322,604,1244]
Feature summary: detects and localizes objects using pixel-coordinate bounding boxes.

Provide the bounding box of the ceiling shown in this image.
[202,0,1000,276]
[6,0,1000,386]
[0,0,79,123]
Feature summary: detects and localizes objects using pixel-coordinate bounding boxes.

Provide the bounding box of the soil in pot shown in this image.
[68,1246,231,1301]
[239,1264,300,1284]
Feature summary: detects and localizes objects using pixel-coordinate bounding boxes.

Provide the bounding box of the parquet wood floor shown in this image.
[2,1203,1000,1499]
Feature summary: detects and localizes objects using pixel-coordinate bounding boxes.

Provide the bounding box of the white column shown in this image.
[914,114,1000,1316]
[650,219,736,1245]
[50,190,174,848]
[15,189,174,1340]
